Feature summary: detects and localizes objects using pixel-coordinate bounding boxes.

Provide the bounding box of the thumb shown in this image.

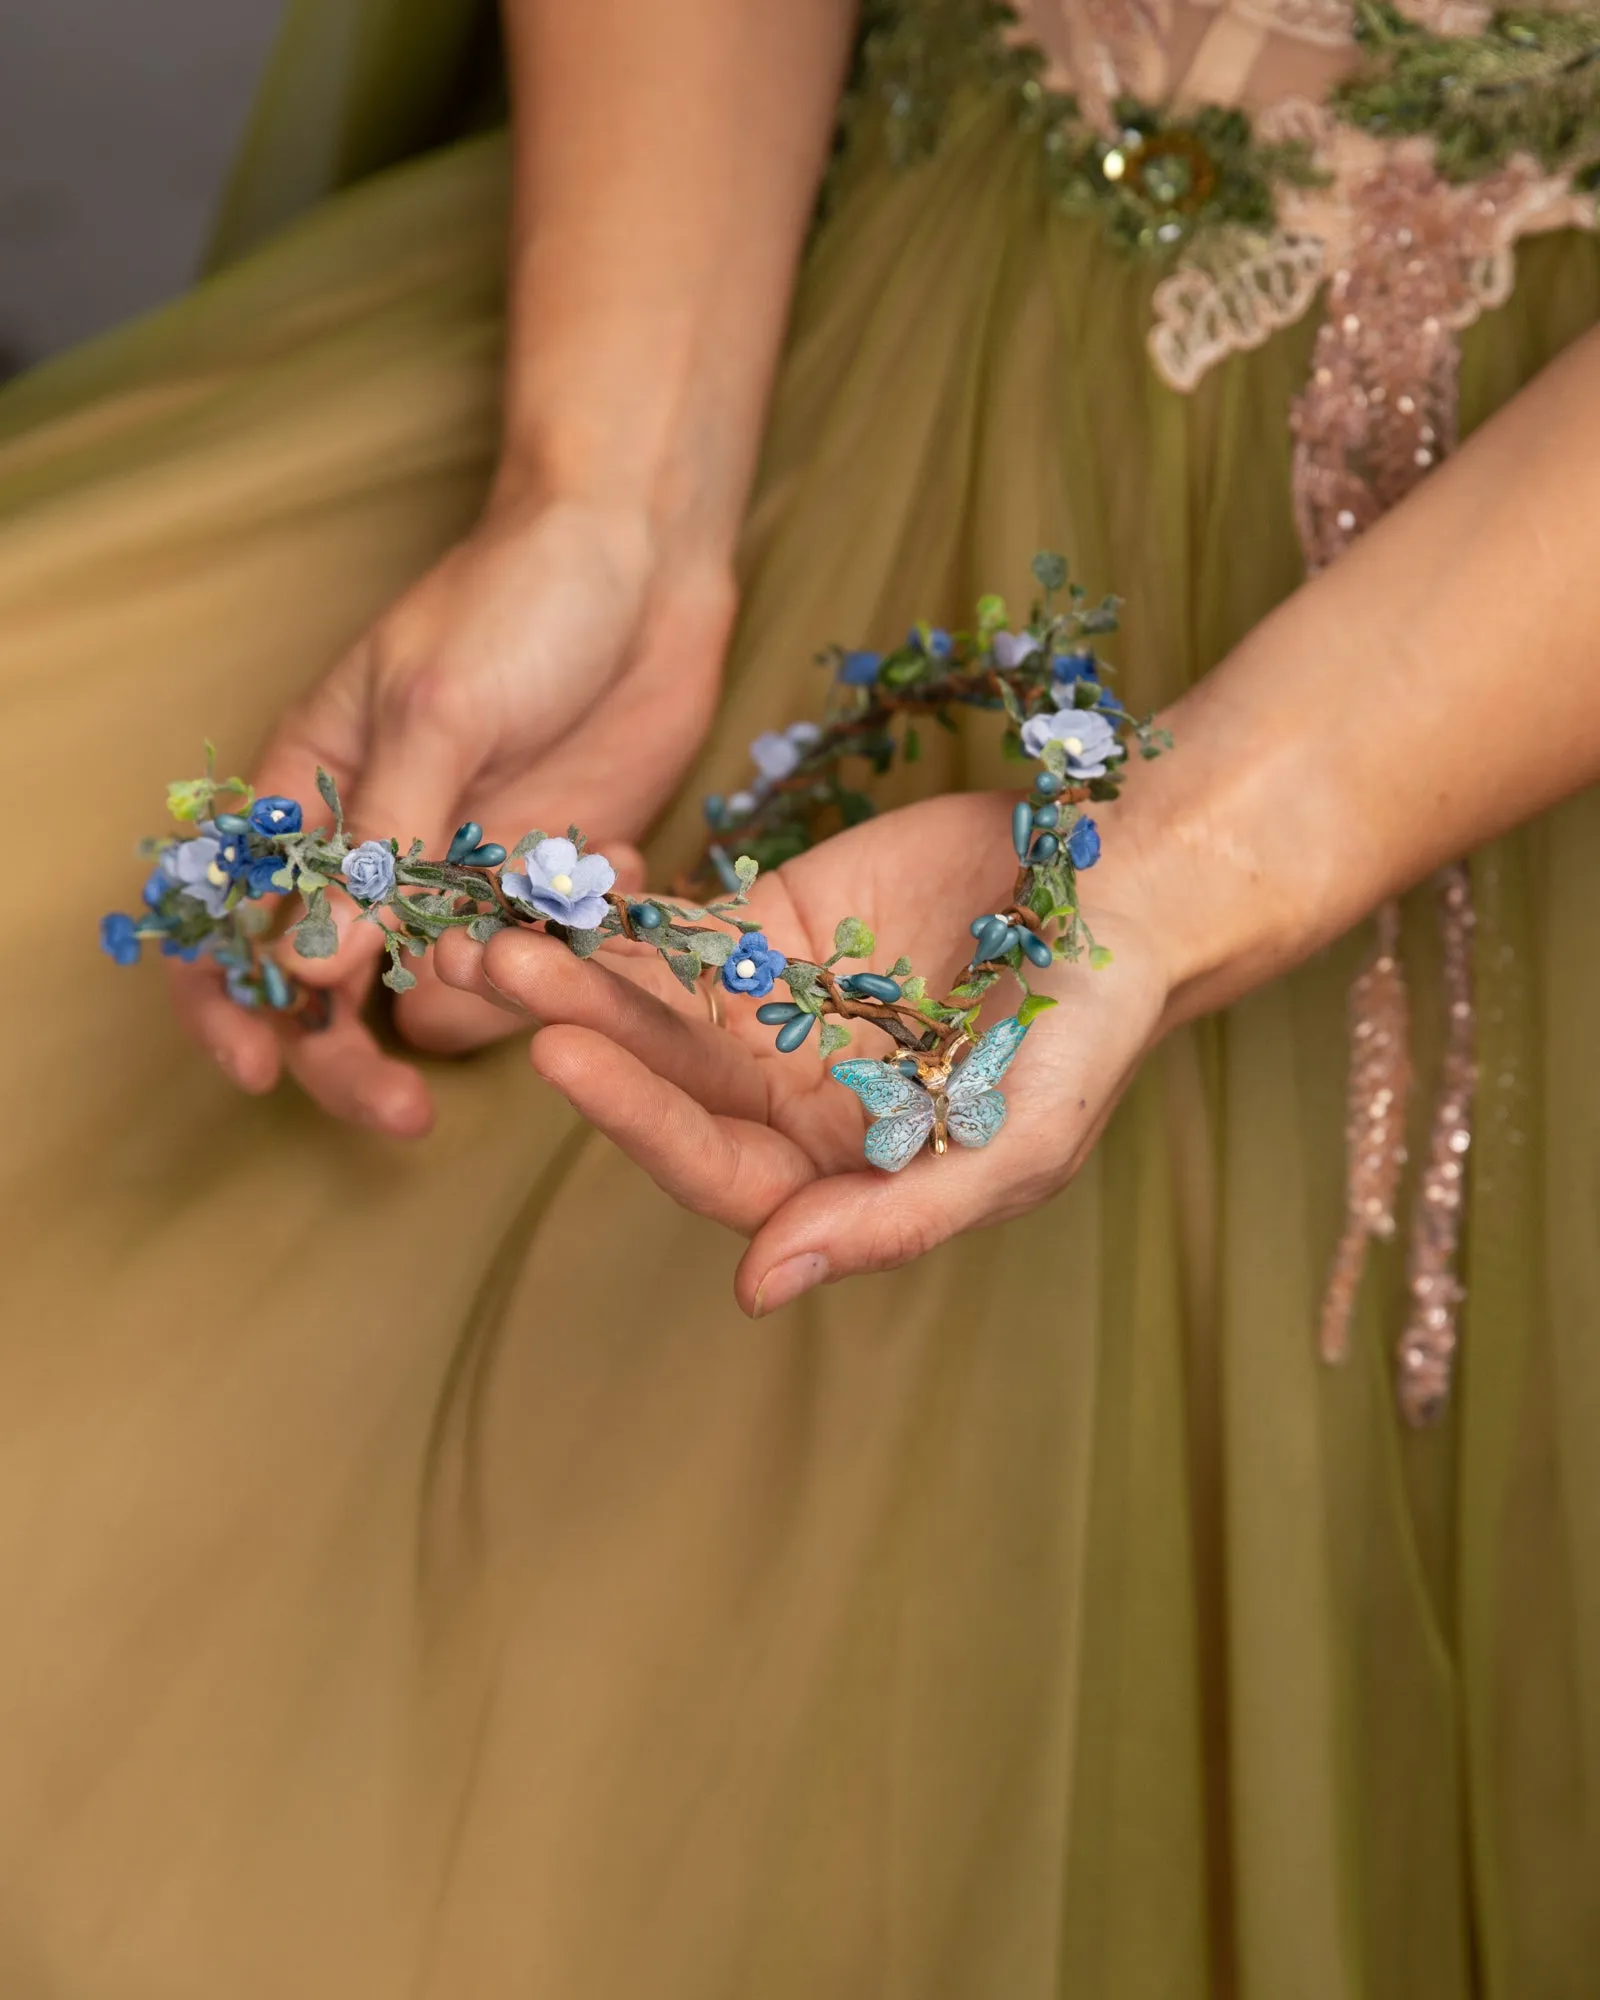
[736,1147,1021,1319]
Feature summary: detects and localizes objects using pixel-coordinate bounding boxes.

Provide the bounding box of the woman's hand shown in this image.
[171,490,734,1135]
[431,792,1176,1314]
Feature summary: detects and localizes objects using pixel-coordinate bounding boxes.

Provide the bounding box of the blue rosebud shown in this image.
[239,853,288,898]
[99,913,142,966]
[249,795,303,836]
[838,650,882,686]
[720,931,788,998]
[1052,650,1098,684]
[343,839,397,903]
[1067,817,1102,868]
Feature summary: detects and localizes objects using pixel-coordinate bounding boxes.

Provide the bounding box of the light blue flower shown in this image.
[749,730,801,782]
[1067,817,1102,868]
[908,625,953,658]
[992,630,1040,670]
[163,828,233,916]
[727,790,758,818]
[249,795,303,835]
[1019,707,1123,778]
[720,932,787,998]
[99,913,142,965]
[838,650,881,685]
[343,839,397,903]
[501,836,614,926]
[786,720,823,750]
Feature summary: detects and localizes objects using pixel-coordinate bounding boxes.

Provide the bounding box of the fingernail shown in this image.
[752,1252,830,1319]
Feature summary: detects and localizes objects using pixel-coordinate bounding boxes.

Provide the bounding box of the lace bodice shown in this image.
[840,0,1600,1420]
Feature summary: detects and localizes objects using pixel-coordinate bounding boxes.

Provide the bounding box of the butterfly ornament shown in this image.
[829,1016,1030,1172]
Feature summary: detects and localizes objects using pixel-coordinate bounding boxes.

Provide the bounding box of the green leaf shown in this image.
[566,926,607,959]
[783,962,822,997]
[1017,992,1059,1028]
[975,592,1007,634]
[887,956,912,978]
[1031,551,1069,595]
[315,765,343,830]
[903,725,920,763]
[818,1021,852,1059]
[665,951,702,994]
[733,854,760,889]
[511,829,547,860]
[837,790,876,827]
[288,866,321,893]
[688,929,735,966]
[1088,945,1115,970]
[832,916,875,960]
[901,974,927,1004]
[289,889,337,960]
[468,914,508,943]
[382,961,418,993]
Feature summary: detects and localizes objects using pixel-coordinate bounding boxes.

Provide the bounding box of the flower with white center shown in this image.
[719,931,787,998]
[1019,706,1123,778]
[501,837,615,927]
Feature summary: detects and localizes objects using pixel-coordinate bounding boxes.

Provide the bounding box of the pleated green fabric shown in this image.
[0,56,1595,2000]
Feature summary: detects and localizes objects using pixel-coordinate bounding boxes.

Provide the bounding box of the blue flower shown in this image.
[992,630,1040,670]
[160,936,205,961]
[720,932,787,998]
[225,965,261,1008]
[838,650,881,685]
[238,852,289,899]
[141,868,171,910]
[249,795,303,836]
[1051,650,1098,685]
[99,913,142,965]
[501,836,614,926]
[1067,817,1102,868]
[908,625,953,658]
[342,839,397,904]
[1019,707,1123,778]
[162,829,233,916]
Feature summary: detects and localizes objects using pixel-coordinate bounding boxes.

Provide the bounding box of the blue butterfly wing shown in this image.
[947,1016,1029,1098]
[830,1059,924,1118]
[945,1087,1008,1150]
[863,1098,936,1172]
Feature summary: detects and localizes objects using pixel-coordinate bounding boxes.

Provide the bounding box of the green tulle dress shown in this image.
[0,4,1597,1994]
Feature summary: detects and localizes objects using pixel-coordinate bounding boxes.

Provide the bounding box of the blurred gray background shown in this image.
[0,0,287,371]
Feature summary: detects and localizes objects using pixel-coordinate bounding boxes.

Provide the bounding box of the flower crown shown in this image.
[103,554,1169,1167]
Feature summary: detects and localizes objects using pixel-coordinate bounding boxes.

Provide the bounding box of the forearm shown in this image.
[496,0,857,557]
[1130,318,1600,1025]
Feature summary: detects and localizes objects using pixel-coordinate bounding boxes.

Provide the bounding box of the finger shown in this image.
[477,927,770,1121]
[736,1143,1036,1319]
[280,980,434,1138]
[168,960,283,1095]
[393,950,522,1055]
[529,1026,812,1231]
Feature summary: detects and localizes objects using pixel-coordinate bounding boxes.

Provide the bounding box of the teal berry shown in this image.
[213,812,251,835]
[756,1000,804,1025]
[261,959,293,1009]
[1034,771,1063,798]
[1011,801,1035,859]
[1029,832,1060,864]
[447,821,483,863]
[466,843,507,867]
[843,973,903,1003]
[1032,803,1060,829]
[775,1013,815,1052]
[972,915,1011,960]
[1019,929,1054,969]
[631,903,664,930]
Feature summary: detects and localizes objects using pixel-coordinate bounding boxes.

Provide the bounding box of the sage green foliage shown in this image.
[1338,2,1600,186]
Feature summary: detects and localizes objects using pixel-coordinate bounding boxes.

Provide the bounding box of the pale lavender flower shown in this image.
[343,840,396,903]
[749,730,801,782]
[163,827,232,917]
[992,630,1040,670]
[1019,707,1122,778]
[501,837,615,926]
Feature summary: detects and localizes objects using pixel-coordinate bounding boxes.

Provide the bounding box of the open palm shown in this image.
[434,790,1172,1314]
